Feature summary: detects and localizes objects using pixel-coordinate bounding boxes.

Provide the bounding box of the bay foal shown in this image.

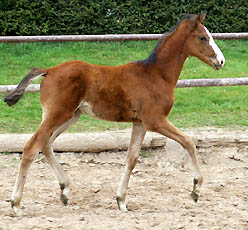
[4,14,225,215]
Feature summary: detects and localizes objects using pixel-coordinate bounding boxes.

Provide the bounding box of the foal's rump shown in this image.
[3,60,90,107]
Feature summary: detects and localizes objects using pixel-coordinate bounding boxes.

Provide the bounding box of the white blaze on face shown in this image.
[204,26,225,67]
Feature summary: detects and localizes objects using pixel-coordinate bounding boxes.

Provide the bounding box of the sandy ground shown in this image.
[1,137,248,230]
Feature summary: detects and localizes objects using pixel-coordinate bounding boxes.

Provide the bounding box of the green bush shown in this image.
[0,0,247,35]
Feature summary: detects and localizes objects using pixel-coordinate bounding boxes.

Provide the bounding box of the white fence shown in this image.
[0,33,248,43]
[1,78,248,94]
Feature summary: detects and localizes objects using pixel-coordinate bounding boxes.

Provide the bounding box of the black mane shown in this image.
[138,39,163,65]
[136,14,196,66]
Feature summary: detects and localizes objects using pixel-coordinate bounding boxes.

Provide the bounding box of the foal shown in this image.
[4,14,225,215]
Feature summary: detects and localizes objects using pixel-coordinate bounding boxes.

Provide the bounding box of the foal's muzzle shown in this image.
[210,56,225,70]
[213,62,223,70]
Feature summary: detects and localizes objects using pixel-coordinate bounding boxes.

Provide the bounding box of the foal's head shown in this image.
[183,14,225,70]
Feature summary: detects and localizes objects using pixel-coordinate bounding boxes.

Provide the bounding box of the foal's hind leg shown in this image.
[117,122,146,211]
[42,145,71,205]
[11,123,55,216]
[145,117,203,202]
[41,107,84,205]
[10,106,82,216]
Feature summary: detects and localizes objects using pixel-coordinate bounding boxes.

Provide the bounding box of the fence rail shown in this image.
[0,33,248,43]
[1,78,248,94]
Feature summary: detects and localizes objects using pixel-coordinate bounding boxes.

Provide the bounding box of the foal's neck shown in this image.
[156,30,190,86]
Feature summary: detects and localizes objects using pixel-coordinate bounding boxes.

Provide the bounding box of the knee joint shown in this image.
[182,135,195,151]
[127,154,139,169]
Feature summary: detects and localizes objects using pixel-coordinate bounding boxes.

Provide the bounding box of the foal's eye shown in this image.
[199,36,207,41]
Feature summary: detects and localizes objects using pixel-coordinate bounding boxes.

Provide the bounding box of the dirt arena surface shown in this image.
[1,134,248,230]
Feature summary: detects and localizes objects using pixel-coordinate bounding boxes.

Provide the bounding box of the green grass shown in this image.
[0,40,248,133]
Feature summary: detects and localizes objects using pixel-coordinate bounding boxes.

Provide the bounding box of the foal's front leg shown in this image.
[148,118,203,202]
[117,122,146,211]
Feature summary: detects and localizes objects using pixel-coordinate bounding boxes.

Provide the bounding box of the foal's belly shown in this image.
[78,101,140,123]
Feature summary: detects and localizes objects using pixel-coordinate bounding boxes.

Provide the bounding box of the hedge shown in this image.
[0,0,247,36]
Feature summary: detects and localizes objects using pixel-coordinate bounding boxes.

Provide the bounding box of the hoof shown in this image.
[191,178,201,203]
[11,205,23,217]
[116,197,128,212]
[60,194,69,206]
[191,191,199,203]
[10,200,23,217]
[60,186,70,206]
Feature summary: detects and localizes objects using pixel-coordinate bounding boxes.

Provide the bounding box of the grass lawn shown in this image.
[0,39,247,133]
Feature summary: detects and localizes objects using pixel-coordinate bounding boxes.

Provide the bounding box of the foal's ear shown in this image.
[196,13,206,23]
[189,13,206,31]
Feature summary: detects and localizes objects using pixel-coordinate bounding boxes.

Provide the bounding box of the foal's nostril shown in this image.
[220,60,224,65]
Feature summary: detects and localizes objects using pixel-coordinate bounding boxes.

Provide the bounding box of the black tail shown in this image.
[4,69,47,106]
